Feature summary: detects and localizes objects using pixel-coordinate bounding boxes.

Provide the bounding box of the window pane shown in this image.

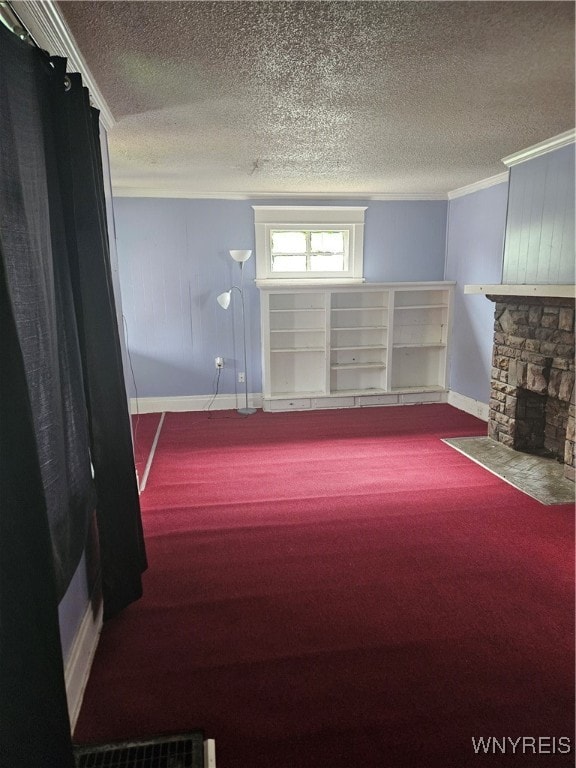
[272,254,307,271]
[270,228,348,274]
[310,231,344,253]
[271,231,306,254]
[310,253,345,271]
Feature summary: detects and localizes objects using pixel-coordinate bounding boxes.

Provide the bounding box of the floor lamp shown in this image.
[217,249,257,416]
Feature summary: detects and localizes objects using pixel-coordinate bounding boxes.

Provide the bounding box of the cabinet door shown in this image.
[329,290,389,394]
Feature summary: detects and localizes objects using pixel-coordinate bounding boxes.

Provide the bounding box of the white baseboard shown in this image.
[131,391,487,421]
[65,595,103,733]
[448,390,489,421]
[130,393,263,414]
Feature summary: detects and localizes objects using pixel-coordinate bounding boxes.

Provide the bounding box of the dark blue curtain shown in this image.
[0,23,146,766]
[50,57,148,619]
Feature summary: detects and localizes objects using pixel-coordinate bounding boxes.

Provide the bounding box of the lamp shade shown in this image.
[229,249,252,263]
[216,290,231,309]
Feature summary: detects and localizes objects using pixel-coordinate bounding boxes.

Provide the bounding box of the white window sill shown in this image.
[255,278,366,288]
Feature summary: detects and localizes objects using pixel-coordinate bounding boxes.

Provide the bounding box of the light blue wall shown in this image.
[504,143,575,285]
[115,197,448,398]
[115,198,260,399]
[363,201,448,282]
[445,182,509,403]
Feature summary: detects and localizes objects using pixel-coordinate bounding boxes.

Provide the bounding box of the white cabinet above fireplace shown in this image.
[259,282,454,412]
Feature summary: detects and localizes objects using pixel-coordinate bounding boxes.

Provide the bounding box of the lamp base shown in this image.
[237,407,257,416]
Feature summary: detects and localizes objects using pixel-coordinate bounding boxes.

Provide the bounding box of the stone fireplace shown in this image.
[487,295,575,481]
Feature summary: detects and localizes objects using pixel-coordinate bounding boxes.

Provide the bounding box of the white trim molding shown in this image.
[138,412,165,493]
[365,193,446,201]
[12,0,115,129]
[65,595,103,733]
[448,172,509,200]
[114,189,255,200]
[131,393,263,414]
[448,391,489,422]
[501,129,575,167]
[253,205,366,283]
[112,188,447,201]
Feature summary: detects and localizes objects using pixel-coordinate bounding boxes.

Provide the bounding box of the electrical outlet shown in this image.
[238,372,245,383]
[215,356,224,369]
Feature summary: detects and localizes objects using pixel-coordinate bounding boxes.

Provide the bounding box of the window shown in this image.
[271,229,348,273]
[254,206,366,283]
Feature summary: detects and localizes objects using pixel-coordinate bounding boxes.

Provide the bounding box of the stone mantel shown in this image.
[465,284,575,299]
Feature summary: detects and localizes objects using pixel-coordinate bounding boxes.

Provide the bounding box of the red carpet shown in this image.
[75,405,575,767]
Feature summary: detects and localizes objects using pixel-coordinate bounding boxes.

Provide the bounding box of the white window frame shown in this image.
[253,206,366,285]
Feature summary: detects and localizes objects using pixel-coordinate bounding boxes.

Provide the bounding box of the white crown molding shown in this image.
[248,191,445,201]
[113,187,447,201]
[365,193,446,201]
[447,172,509,200]
[11,0,115,129]
[501,129,575,167]
[113,189,253,200]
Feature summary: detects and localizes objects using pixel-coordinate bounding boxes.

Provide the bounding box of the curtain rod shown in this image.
[0,2,72,92]
[0,1,37,46]
[1,0,108,116]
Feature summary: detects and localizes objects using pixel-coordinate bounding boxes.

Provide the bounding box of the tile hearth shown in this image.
[443,436,575,506]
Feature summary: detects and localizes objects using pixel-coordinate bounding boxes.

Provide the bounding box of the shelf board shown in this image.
[332,325,387,331]
[331,306,387,312]
[331,345,387,351]
[390,385,445,393]
[394,304,448,310]
[330,387,388,395]
[331,362,386,370]
[270,327,324,333]
[270,307,325,313]
[271,347,325,353]
[393,342,446,348]
[268,390,326,399]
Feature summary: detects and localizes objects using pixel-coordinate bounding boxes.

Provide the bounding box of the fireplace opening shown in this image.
[514,389,547,454]
[514,390,568,461]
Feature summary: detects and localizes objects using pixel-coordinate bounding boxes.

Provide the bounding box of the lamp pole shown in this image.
[217,250,256,416]
[237,261,256,415]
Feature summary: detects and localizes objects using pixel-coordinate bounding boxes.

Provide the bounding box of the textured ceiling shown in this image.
[56,1,575,197]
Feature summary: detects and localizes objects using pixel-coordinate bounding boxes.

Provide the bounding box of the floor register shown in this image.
[74,733,216,767]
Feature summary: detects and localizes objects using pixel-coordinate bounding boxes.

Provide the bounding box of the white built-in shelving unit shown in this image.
[258,282,454,412]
